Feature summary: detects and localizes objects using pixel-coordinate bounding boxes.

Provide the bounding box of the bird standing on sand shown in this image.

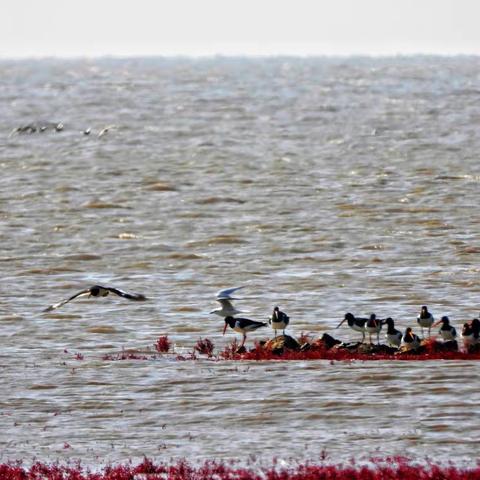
[434,316,456,341]
[383,317,402,347]
[417,306,434,337]
[44,285,146,312]
[401,327,421,351]
[365,313,382,344]
[336,313,367,343]
[210,286,245,317]
[269,306,290,337]
[223,316,267,347]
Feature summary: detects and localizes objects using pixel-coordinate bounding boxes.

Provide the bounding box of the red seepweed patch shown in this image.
[194,337,215,356]
[99,335,480,362]
[1,457,480,480]
[154,335,171,353]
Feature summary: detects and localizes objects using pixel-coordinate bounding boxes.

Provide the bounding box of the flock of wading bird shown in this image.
[43,284,480,354]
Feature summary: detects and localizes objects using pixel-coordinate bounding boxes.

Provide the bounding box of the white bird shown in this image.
[44,285,146,312]
[215,286,245,300]
[210,286,245,317]
[98,125,116,137]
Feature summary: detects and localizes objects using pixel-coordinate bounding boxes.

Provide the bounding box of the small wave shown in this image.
[195,197,246,205]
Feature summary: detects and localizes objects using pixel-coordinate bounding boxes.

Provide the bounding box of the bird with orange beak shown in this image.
[223,316,267,347]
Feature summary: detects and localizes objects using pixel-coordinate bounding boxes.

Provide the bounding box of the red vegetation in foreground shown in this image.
[101,336,480,362]
[217,337,480,361]
[155,335,171,353]
[194,337,215,356]
[1,457,480,480]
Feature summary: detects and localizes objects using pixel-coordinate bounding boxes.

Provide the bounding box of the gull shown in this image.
[215,286,244,300]
[44,285,146,312]
[98,125,116,137]
[210,286,245,317]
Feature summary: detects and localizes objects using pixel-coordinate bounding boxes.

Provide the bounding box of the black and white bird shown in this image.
[269,306,290,337]
[210,286,245,317]
[336,313,368,342]
[383,317,402,347]
[434,316,457,341]
[223,316,267,347]
[44,285,146,312]
[400,327,421,351]
[417,306,435,337]
[365,313,383,344]
[461,318,480,349]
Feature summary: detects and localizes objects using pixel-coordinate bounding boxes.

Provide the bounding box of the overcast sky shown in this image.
[1,0,479,58]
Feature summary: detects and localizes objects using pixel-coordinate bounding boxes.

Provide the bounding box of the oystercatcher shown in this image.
[365,313,383,344]
[417,306,434,337]
[336,313,368,342]
[401,327,421,351]
[44,285,146,312]
[383,317,402,347]
[223,316,267,347]
[269,306,290,337]
[434,316,457,341]
[461,318,480,348]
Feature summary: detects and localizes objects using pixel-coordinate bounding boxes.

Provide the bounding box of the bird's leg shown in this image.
[274,329,277,338]
[241,334,246,347]
[361,332,365,343]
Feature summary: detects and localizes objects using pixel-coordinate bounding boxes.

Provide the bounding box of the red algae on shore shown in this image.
[2,457,480,480]
[98,336,480,362]
[155,335,171,353]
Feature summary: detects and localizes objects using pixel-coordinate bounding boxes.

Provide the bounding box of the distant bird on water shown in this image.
[336,313,368,343]
[210,286,245,317]
[223,316,267,347]
[44,285,147,312]
[269,306,290,337]
[417,306,434,338]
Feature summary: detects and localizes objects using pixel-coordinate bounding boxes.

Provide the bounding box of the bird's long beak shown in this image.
[223,323,227,335]
[336,318,346,329]
[433,320,442,327]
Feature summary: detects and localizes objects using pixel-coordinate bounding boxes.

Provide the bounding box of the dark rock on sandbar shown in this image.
[264,335,301,355]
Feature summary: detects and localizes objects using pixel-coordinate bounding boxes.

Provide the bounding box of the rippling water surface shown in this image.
[1,56,480,465]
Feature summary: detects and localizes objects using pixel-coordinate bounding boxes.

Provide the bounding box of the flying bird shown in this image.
[210,286,245,317]
[44,285,146,312]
